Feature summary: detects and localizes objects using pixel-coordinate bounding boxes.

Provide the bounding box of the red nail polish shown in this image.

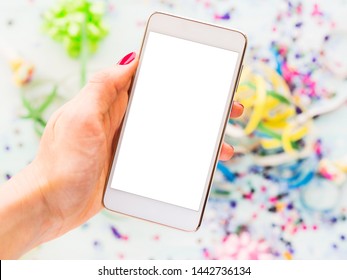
[118,52,136,65]
[234,101,244,108]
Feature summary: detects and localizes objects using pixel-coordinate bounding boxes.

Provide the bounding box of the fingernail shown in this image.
[234,101,244,108]
[118,52,136,65]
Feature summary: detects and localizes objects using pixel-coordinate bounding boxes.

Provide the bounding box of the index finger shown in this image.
[230,101,244,118]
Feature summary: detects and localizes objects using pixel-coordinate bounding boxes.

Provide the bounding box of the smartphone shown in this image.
[103,12,247,231]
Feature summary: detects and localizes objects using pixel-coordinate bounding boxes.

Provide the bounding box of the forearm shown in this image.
[0,162,56,259]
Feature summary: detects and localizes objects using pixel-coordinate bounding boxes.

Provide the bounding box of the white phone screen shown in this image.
[110,32,238,211]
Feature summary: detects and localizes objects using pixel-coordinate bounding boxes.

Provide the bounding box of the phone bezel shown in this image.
[103,12,247,231]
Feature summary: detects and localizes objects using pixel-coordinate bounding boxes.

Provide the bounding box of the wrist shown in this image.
[22,160,63,243]
[0,161,61,258]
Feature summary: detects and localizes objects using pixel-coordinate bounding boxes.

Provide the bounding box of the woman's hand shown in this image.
[32,52,140,238]
[0,52,243,258]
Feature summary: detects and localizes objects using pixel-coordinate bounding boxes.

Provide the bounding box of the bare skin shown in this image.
[0,53,243,259]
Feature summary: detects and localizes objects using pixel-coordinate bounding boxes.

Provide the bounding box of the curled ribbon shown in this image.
[234,63,311,154]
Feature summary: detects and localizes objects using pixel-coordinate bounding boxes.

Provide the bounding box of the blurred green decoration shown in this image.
[21,84,58,136]
[42,0,109,86]
[8,58,59,136]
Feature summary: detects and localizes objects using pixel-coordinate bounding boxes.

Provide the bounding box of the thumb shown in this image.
[81,52,138,108]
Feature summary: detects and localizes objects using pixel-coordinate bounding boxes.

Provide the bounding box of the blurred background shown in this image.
[1,0,347,259]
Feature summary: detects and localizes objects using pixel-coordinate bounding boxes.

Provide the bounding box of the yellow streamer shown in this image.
[234,62,312,154]
[244,75,267,134]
